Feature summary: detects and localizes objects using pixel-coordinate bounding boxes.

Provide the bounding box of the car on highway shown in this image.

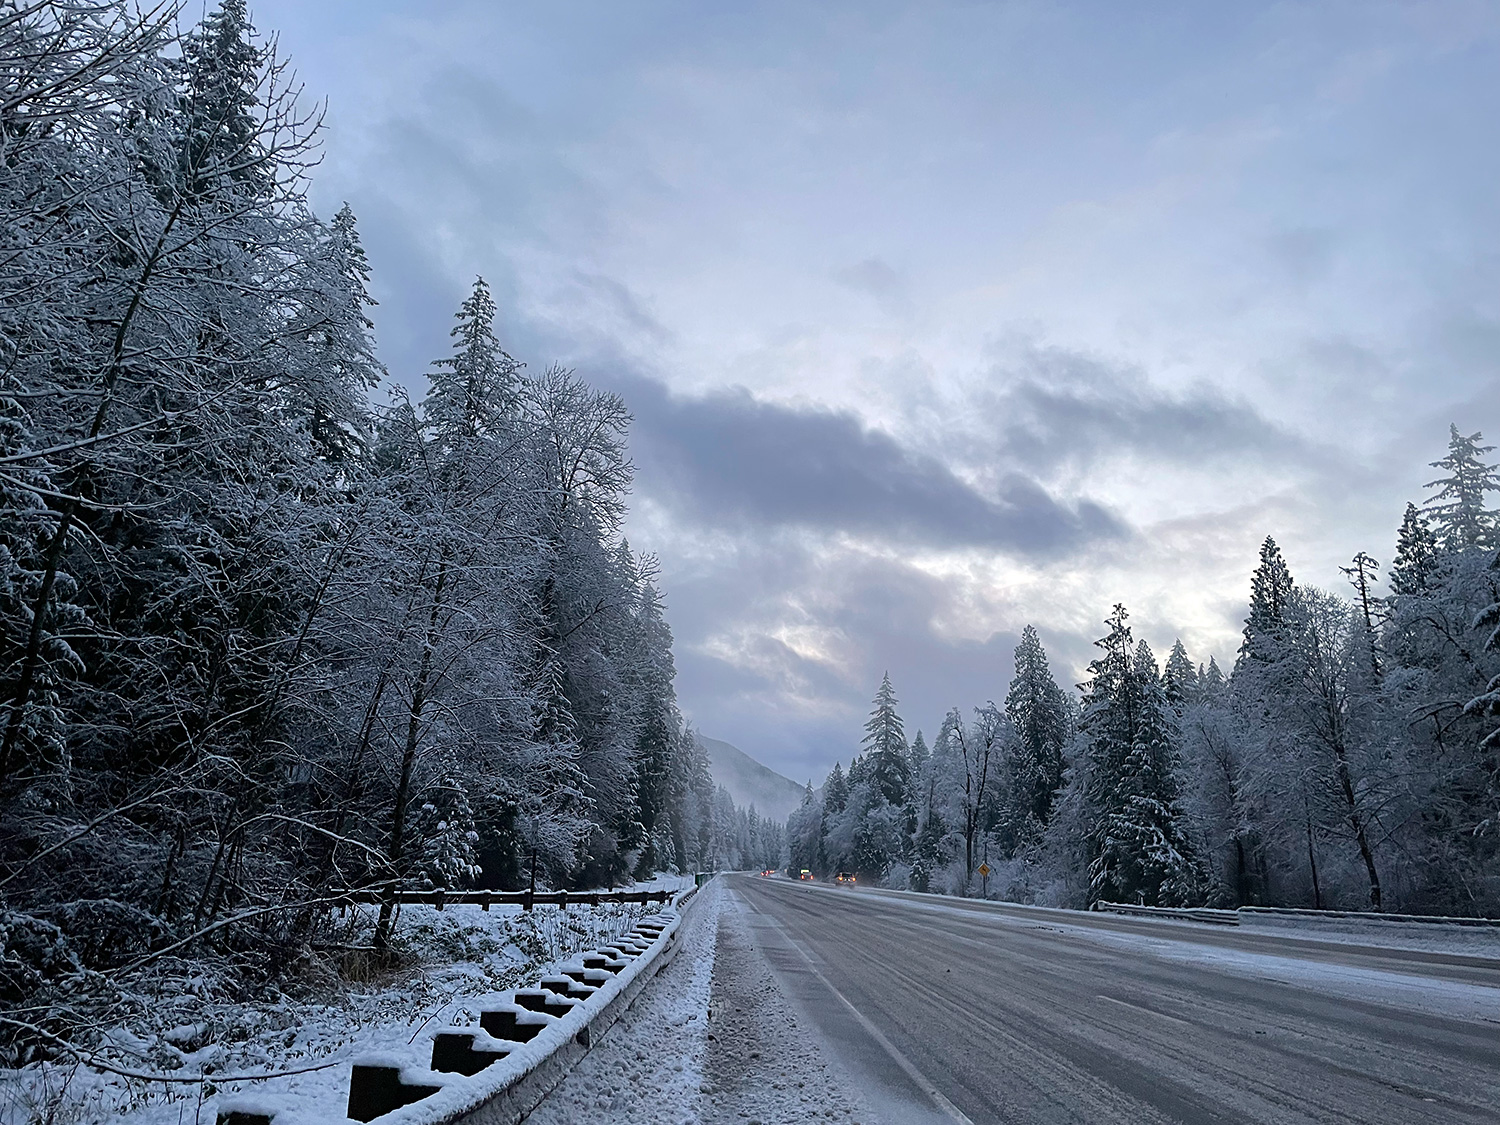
[759,869,776,876]
[833,871,856,885]
[799,869,814,880]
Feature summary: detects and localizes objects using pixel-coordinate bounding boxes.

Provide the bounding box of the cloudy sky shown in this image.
[255,0,1500,785]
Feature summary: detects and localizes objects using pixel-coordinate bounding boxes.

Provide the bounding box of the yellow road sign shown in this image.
[978,863,991,877]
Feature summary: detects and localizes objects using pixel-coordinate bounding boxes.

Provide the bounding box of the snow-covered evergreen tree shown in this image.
[823,761,849,814]
[1424,424,1500,553]
[1002,626,1070,851]
[425,278,521,442]
[1163,640,1199,708]
[1201,656,1226,695]
[1080,607,1197,906]
[861,673,911,808]
[1239,536,1296,668]
[909,729,930,774]
[1390,502,1439,596]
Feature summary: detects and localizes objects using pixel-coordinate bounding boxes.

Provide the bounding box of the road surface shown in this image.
[725,874,1500,1124]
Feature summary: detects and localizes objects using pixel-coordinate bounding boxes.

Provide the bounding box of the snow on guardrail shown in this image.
[1094,902,1241,925]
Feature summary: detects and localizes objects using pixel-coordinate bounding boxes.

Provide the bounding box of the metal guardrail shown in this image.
[337,881,700,1125]
[1096,901,1241,925]
[332,887,674,912]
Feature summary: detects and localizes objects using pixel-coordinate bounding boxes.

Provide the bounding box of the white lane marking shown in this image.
[1095,994,1194,1028]
[744,892,977,1125]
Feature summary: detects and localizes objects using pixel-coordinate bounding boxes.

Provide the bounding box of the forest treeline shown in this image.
[792,426,1500,916]
[0,0,725,1040]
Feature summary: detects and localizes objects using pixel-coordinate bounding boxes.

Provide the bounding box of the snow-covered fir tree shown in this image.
[1390,502,1439,596]
[1239,536,1295,667]
[862,672,912,808]
[1424,424,1500,552]
[1163,639,1199,708]
[1080,608,1198,906]
[1002,626,1071,851]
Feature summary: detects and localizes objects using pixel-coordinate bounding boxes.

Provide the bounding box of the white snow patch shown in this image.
[524,880,722,1125]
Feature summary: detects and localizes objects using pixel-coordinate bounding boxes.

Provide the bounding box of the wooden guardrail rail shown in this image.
[331,887,674,912]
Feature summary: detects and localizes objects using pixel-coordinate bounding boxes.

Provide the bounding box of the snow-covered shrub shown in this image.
[412,780,482,889]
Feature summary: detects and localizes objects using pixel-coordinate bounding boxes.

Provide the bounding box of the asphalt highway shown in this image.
[725,874,1500,1125]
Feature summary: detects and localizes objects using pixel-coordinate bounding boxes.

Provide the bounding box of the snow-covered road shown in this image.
[725,876,1500,1124]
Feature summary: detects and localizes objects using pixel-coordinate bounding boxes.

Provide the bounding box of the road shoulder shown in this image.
[703,886,879,1125]
[521,883,719,1125]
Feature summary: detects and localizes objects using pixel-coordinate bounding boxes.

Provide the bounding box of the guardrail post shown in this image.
[480,890,491,912]
[435,887,446,912]
[515,988,576,1018]
[216,1111,273,1125]
[523,887,533,912]
[431,1030,511,1076]
[480,1007,551,1042]
[347,1064,440,1123]
[559,888,568,912]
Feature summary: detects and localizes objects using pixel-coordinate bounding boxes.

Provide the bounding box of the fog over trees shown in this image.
[0,0,725,1059]
[792,424,1500,916]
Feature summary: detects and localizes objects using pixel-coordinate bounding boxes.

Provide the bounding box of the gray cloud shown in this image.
[664,537,1013,775]
[974,344,1320,477]
[613,373,1128,556]
[662,534,1111,780]
[1264,226,1337,285]
[834,257,901,298]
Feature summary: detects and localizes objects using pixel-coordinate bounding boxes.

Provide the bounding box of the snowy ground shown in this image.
[868,881,1500,957]
[1238,912,1500,956]
[522,881,719,1125]
[0,876,687,1125]
[698,891,877,1125]
[524,878,879,1125]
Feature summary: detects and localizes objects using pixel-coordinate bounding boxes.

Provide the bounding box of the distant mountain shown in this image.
[698,734,807,824]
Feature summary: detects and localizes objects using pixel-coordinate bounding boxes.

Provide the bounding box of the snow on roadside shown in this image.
[1238,914,1500,957]
[523,879,722,1125]
[805,886,1500,1023]
[848,883,1500,960]
[1073,923,1500,1023]
[700,890,878,1125]
[1,877,689,1125]
[526,877,886,1125]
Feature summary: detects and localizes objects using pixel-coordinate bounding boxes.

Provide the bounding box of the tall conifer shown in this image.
[1239,536,1296,667]
[1163,640,1198,708]
[1004,626,1070,843]
[1390,502,1439,595]
[1424,424,1500,552]
[862,672,911,807]
[1081,606,1196,906]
